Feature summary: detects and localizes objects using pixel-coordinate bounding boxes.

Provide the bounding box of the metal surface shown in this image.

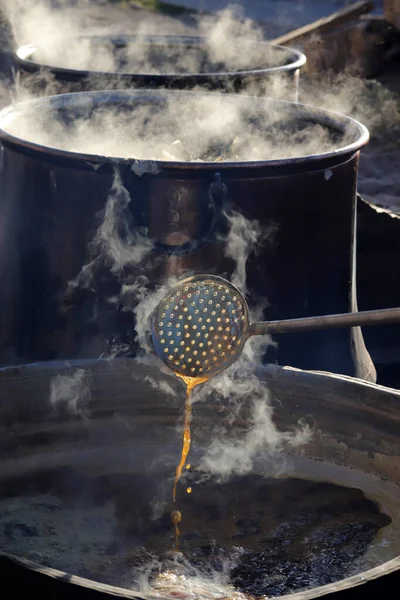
[14,35,306,100]
[251,307,400,333]
[0,90,373,378]
[152,274,400,378]
[0,358,399,599]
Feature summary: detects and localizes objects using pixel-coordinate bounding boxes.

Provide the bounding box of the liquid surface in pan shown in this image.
[0,461,396,599]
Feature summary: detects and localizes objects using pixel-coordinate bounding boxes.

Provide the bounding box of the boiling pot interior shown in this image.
[0,90,362,162]
[0,359,399,598]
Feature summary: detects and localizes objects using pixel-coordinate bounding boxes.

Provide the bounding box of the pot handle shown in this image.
[153,172,228,256]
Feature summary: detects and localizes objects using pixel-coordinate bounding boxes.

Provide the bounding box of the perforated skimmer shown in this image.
[152,274,400,379]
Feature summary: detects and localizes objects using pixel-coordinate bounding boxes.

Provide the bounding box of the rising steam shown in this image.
[67,167,152,293]
[131,551,248,600]
[197,374,311,480]
[223,208,277,294]
[1,89,360,162]
[2,0,398,159]
[50,368,91,416]
[1,1,285,74]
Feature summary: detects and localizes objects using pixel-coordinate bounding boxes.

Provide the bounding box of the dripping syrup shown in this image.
[170,374,208,551]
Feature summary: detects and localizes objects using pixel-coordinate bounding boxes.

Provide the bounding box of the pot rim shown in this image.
[1,551,399,600]
[0,89,369,170]
[15,34,307,79]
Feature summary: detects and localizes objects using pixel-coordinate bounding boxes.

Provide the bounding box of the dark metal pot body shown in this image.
[14,35,306,100]
[0,359,398,598]
[0,90,372,378]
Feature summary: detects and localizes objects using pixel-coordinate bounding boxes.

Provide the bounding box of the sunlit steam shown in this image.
[49,368,91,416]
[2,2,285,75]
[223,208,277,294]
[131,551,248,600]
[67,167,152,292]
[300,73,400,141]
[1,88,362,164]
[2,0,398,141]
[2,0,397,164]
[198,381,311,480]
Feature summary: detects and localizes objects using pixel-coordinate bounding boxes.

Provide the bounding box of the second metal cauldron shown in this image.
[14,34,306,100]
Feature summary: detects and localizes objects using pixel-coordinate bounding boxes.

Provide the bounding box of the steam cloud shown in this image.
[49,368,91,416]
[198,377,311,480]
[66,166,153,292]
[1,2,284,74]
[132,551,247,600]
[223,208,277,294]
[2,1,399,159]
[2,89,354,162]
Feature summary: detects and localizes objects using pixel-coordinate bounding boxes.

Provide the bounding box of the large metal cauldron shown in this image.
[14,34,306,100]
[0,359,399,599]
[0,90,372,378]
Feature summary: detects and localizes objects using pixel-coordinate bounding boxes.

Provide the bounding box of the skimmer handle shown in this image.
[249,307,400,336]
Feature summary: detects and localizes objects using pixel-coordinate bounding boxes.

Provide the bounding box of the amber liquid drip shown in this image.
[171,375,208,551]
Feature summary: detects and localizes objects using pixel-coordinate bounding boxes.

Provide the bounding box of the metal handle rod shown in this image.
[249,307,400,336]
